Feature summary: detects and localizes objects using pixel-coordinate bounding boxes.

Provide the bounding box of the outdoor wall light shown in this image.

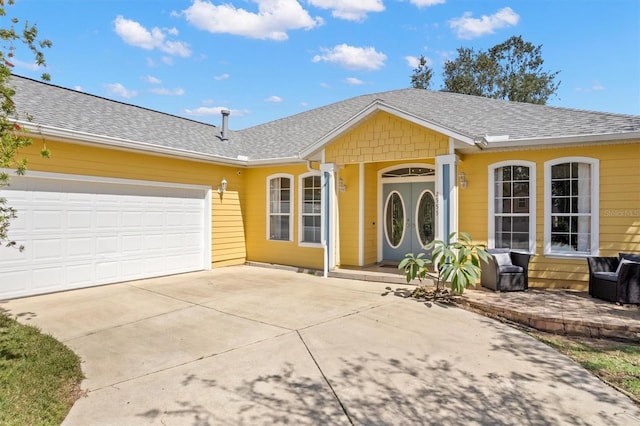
[218,177,228,194]
[459,172,467,189]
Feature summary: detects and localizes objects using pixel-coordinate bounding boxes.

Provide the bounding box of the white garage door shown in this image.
[0,171,211,299]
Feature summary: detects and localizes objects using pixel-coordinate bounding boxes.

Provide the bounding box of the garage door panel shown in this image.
[67,264,94,286]
[33,267,62,290]
[68,210,93,229]
[0,173,209,299]
[33,238,64,261]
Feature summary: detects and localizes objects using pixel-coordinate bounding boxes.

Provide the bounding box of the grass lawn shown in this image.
[0,311,83,426]
[532,332,640,404]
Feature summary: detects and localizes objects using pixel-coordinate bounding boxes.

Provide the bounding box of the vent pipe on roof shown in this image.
[220,109,230,141]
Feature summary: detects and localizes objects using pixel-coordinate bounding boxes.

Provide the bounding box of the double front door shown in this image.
[382,182,436,261]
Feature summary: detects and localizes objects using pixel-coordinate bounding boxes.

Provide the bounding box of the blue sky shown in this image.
[8,0,640,129]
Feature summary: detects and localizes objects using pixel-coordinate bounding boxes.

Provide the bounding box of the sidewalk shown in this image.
[331,266,640,342]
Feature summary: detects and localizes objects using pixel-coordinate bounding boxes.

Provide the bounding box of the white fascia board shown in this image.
[14,120,249,166]
[484,132,640,149]
[245,157,307,167]
[298,100,475,159]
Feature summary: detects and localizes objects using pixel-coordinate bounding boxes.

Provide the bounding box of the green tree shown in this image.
[409,55,433,90]
[442,35,560,104]
[0,0,52,250]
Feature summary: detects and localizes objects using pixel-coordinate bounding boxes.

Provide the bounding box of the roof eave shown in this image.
[471,131,640,152]
[16,120,249,166]
[246,157,306,166]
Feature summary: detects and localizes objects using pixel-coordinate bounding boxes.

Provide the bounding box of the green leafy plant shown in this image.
[398,231,488,296]
[0,0,52,250]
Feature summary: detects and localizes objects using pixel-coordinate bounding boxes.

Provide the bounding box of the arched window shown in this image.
[489,161,536,253]
[267,174,293,241]
[299,172,322,245]
[544,157,599,256]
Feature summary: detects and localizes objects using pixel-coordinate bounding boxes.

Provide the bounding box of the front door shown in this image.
[382,182,436,261]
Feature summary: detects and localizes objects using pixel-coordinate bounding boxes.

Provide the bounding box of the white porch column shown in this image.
[435,154,460,242]
[320,163,338,276]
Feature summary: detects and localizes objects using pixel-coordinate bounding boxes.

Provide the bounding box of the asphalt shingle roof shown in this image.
[10,75,640,163]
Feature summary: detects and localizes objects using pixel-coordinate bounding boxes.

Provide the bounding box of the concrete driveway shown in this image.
[3,265,639,425]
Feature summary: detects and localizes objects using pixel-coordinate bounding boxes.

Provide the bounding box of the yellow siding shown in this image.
[337,164,360,265]
[15,140,247,268]
[363,163,378,264]
[243,164,324,270]
[459,141,640,290]
[325,111,449,164]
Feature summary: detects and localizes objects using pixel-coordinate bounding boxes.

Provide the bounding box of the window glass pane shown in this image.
[551,181,569,197]
[513,217,529,232]
[270,216,289,240]
[385,192,404,247]
[511,233,529,250]
[501,166,512,181]
[552,216,570,233]
[303,215,321,243]
[552,197,570,214]
[502,182,512,197]
[513,198,529,213]
[498,233,511,248]
[500,217,512,232]
[551,233,570,250]
[513,166,529,181]
[502,199,512,213]
[513,182,529,197]
[552,164,570,179]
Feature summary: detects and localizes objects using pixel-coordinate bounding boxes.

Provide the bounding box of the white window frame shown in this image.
[488,161,536,253]
[544,157,599,257]
[298,172,322,247]
[266,173,294,242]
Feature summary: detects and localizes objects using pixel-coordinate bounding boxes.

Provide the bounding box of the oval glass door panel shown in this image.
[416,190,435,247]
[384,191,405,248]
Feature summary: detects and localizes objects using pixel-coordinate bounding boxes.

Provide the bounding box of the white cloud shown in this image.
[214,73,230,81]
[345,77,365,85]
[105,83,138,99]
[312,43,386,71]
[449,7,519,39]
[182,0,323,41]
[575,81,605,93]
[410,0,446,7]
[12,57,44,71]
[150,87,185,96]
[308,0,384,22]
[161,56,174,65]
[320,82,331,88]
[404,55,433,68]
[184,106,250,117]
[114,15,192,57]
[265,95,283,102]
[73,85,83,92]
[143,75,162,84]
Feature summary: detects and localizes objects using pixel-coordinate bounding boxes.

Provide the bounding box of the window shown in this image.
[268,175,292,241]
[544,158,599,256]
[299,173,322,245]
[489,161,536,253]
